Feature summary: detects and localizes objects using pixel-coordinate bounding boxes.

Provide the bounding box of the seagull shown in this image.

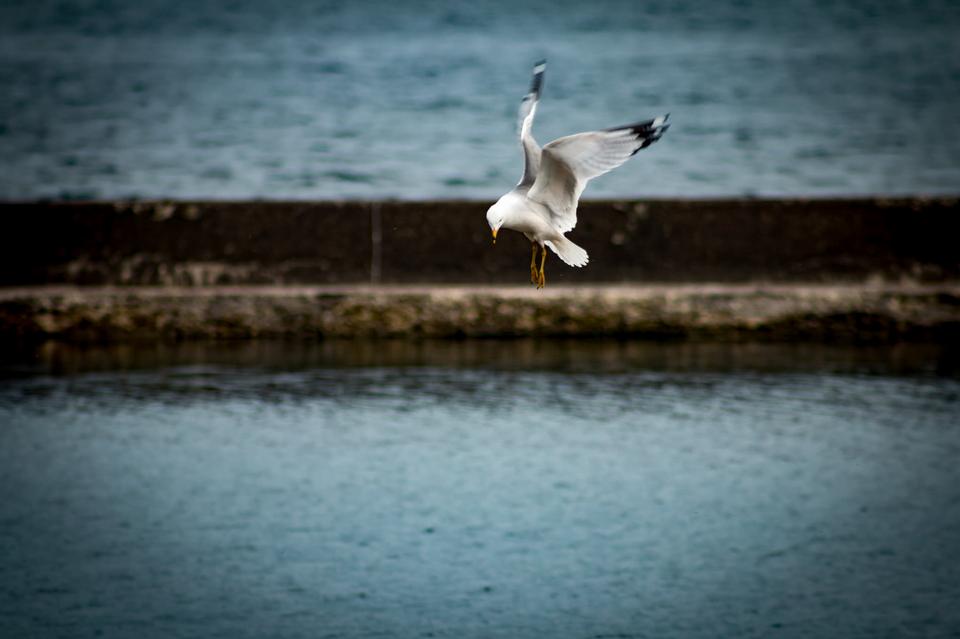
[486,61,669,288]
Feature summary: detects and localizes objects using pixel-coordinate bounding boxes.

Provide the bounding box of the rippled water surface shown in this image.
[1,0,959,199]
[1,340,959,638]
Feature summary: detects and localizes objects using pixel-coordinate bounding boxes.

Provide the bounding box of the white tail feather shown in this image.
[545,237,589,268]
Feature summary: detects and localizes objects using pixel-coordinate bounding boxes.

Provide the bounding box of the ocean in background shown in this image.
[1,0,959,200]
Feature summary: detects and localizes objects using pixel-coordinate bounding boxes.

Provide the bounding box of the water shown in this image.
[1,340,959,638]
[1,0,959,201]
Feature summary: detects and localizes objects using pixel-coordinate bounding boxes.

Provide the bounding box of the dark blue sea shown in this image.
[1,0,959,200]
[2,341,959,638]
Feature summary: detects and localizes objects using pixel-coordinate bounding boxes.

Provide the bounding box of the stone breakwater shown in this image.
[2,198,958,342]
[2,198,958,286]
[2,284,958,342]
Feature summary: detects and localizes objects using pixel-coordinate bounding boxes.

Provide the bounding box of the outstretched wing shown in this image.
[516,60,546,188]
[528,114,669,233]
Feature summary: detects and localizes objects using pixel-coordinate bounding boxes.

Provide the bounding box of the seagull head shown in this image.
[486,204,505,245]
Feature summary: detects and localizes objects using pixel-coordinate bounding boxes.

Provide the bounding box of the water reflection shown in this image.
[4,338,959,377]
[2,339,957,412]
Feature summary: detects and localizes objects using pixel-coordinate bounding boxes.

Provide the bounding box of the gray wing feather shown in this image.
[517,60,546,188]
[528,114,669,233]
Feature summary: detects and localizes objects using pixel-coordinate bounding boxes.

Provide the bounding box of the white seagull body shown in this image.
[486,61,669,287]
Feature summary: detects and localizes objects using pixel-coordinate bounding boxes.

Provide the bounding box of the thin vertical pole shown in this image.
[370,202,382,284]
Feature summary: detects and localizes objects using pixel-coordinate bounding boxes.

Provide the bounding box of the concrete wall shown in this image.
[1,198,958,285]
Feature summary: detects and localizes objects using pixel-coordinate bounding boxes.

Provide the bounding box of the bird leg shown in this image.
[529,243,539,284]
[537,245,547,289]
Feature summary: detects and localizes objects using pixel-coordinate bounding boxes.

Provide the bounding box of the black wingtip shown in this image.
[606,113,670,135]
[529,60,546,95]
[628,122,670,155]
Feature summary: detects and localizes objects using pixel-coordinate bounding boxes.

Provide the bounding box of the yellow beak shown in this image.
[491,228,498,245]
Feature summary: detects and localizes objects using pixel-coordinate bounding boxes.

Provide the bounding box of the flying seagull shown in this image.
[486,61,669,288]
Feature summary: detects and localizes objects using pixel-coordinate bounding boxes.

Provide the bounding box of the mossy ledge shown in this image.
[2,284,958,343]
